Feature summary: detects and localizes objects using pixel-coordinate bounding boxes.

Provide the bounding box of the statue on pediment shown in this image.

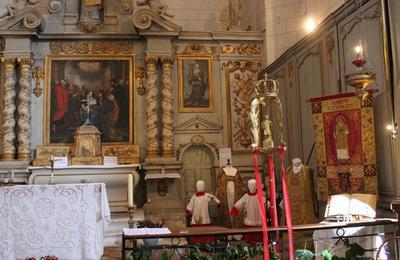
[0,0,42,29]
[0,0,41,23]
[137,0,174,18]
[132,0,181,31]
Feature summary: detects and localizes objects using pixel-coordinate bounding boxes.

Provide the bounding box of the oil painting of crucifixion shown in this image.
[44,55,134,144]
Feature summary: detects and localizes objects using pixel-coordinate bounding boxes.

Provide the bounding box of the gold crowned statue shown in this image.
[250,74,285,153]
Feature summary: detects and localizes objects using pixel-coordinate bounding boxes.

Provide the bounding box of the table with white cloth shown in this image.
[0,183,111,260]
[313,222,394,259]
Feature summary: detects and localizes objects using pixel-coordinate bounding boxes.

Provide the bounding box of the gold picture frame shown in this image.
[178,55,214,112]
[44,55,135,145]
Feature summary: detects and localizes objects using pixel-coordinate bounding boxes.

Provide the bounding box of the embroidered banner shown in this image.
[309,92,377,201]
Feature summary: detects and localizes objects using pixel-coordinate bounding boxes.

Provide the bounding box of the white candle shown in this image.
[11,170,14,180]
[128,174,133,208]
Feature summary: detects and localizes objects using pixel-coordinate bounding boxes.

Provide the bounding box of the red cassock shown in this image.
[52,85,69,122]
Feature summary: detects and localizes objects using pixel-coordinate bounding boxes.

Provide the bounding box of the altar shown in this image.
[0,183,110,260]
[28,164,140,213]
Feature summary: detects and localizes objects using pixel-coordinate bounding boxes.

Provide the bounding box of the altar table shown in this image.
[0,183,111,260]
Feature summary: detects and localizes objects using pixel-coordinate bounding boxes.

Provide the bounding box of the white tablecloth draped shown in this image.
[0,183,111,260]
[313,225,389,259]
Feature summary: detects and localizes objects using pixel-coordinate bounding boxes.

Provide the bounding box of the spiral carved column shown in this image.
[1,58,17,161]
[161,57,175,157]
[17,57,33,161]
[145,56,159,157]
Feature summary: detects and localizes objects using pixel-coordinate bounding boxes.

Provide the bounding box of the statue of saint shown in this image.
[334,116,350,163]
[262,115,274,149]
[228,0,241,30]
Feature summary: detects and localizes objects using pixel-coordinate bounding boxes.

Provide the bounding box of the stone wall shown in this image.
[241,0,266,31]
[165,0,230,31]
[265,0,345,65]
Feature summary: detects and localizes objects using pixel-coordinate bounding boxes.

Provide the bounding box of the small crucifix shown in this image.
[81,91,97,125]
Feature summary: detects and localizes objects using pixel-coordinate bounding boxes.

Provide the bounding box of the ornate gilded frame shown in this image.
[178,55,214,112]
[44,54,135,145]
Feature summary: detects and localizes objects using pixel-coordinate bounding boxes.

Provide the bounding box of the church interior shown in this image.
[0,0,400,259]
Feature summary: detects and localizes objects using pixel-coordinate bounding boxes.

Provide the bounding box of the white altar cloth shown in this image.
[0,183,111,260]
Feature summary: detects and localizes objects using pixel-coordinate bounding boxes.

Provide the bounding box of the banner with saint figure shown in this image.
[309,92,377,201]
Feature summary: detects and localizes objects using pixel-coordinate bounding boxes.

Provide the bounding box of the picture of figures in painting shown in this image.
[49,59,131,143]
[179,57,213,112]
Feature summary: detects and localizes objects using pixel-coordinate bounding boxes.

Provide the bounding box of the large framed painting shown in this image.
[44,55,135,145]
[178,55,214,112]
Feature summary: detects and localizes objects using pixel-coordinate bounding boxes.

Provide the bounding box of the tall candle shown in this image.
[128,174,133,208]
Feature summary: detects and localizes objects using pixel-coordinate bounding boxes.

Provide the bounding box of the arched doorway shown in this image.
[181,145,215,205]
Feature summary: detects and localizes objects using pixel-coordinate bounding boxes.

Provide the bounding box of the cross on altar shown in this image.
[81,91,97,125]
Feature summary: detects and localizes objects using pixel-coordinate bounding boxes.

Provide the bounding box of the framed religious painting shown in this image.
[44,55,135,145]
[178,55,214,112]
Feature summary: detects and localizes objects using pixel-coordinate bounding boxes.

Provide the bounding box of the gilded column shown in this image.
[145,56,159,157]
[161,57,174,157]
[1,58,17,161]
[17,57,34,161]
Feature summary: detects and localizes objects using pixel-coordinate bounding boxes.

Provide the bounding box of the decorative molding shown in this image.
[325,33,335,65]
[174,115,222,134]
[221,60,261,71]
[296,43,322,69]
[32,66,44,97]
[181,43,213,56]
[176,136,218,161]
[287,62,293,89]
[340,4,381,41]
[102,144,139,164]
[237,43,262,55]
[132,6,181,31]
[48,0,63,14]
[49,41,135,55]
[221,44,235,54]
[135,66,145,96]
[77,21,103,33]
[119,0,133,15]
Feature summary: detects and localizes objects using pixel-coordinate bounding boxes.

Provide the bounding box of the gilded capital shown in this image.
[145,56,158,67]
[17,57,34,67]
[2,57,16,67]
[161,56,174,66]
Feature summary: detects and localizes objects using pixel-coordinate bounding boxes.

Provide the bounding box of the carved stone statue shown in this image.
[0,0,41,23]
[228,0,241,31]
[137,0,174,18]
